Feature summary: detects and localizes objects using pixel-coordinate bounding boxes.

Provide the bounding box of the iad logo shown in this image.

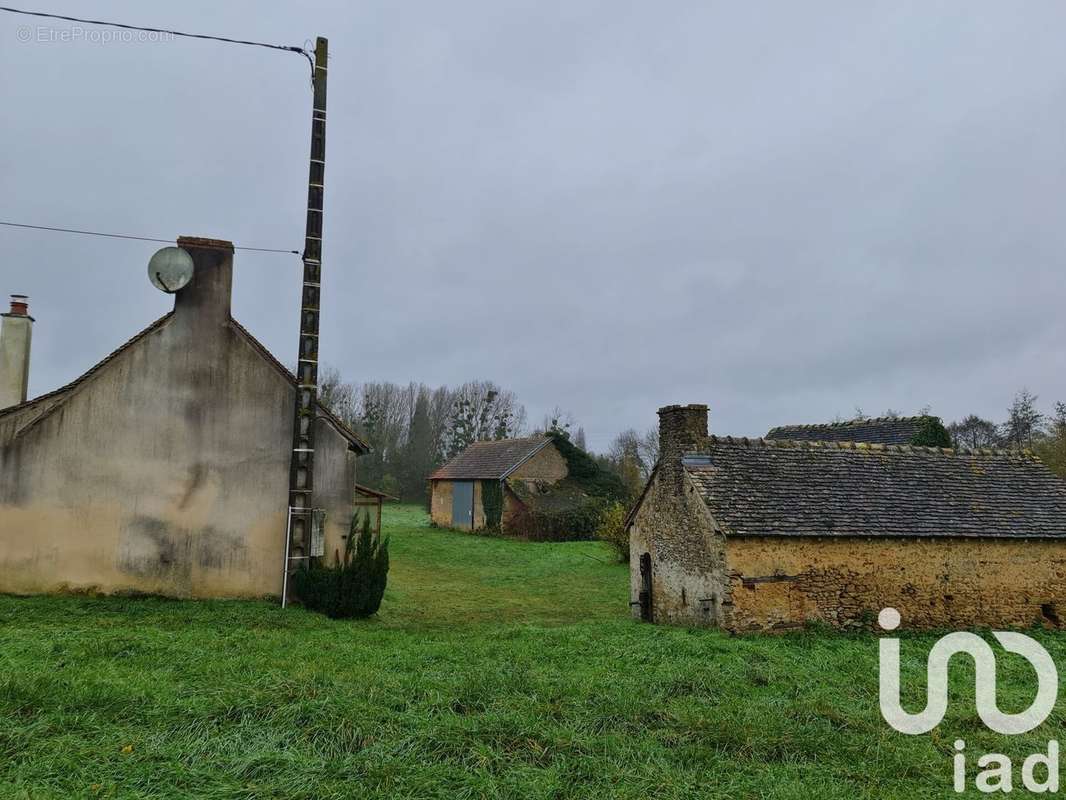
[877,608,1061,794]
[878,607,1058,735]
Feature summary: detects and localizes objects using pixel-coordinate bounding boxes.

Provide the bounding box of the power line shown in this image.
[0,6,314,74]
[0,221,300,254]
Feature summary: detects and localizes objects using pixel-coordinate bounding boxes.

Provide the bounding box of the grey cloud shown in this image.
[2,1,1064,448]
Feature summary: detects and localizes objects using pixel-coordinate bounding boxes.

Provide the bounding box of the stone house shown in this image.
[627,404,1066,631]
[0,236,369,599]
[429,436,568,531]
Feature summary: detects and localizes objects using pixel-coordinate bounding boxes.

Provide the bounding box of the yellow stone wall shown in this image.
[725,535,1066,631]
[509,443,568,485]
[429,480,453,527]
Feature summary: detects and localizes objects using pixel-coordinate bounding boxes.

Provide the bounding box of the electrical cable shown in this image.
[0,6,314,74]
[0,221,300,254]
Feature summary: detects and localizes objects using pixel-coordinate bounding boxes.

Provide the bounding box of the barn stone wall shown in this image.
[628,468,729,626]
[428,479,483,530]
[726,535,1066,631]
[429,480,453,527]
[508,443,568,486]
[472,480,486,530]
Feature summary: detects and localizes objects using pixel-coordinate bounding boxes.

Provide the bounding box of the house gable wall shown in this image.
[0,314,355,598]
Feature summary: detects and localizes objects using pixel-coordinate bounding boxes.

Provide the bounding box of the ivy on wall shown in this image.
[547,432,628,503]
[482,479,503,531]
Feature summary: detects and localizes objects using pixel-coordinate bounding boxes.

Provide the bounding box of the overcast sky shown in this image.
[2,2,1065,450]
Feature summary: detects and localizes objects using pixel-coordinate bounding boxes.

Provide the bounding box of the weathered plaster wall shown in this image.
[0,242,356,598]
[628,469,728,626]
[429,480,453,527]
[311,418,359,564]
[0,311,32,410]
[726,535,1066,631]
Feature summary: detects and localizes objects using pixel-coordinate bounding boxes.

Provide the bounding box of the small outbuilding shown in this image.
[627,403,1066,631]
[428,436,569,531]
[353,483,398,536]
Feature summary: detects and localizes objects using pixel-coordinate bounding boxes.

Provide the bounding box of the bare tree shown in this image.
[442,381,527,457]
[573,426,587,451]
[607,428,647,498]
[538,406,576,439]
[948,415,1000,449]
[638,427,659,474]
[316,366,358,427]
[1003,389,1044,448]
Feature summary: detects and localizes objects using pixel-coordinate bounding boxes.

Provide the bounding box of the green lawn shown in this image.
[0,505,1063,798]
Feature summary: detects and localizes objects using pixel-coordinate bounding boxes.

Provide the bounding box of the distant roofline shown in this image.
[683,435,1038,461]
[355,483,398,500]
[767,414,935,434]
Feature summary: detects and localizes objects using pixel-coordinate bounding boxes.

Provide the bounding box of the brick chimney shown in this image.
[173,236,234,327]
[658,404,708,491]
[0,295,34,410]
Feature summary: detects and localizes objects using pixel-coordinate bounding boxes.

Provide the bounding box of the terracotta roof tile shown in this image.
[430,437,551,480]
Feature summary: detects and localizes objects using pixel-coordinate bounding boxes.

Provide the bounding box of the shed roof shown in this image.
[430,436,552,480]
[766,416,929,445]
[683,437,1066,539]
[354,483,398,500]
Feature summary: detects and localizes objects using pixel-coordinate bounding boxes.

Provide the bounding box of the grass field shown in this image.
[1,505,1064,799]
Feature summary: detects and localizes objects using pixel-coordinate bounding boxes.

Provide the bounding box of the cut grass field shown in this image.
[1,504,1064,799]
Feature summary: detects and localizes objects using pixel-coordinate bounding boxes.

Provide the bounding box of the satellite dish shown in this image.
[148,247,195,293]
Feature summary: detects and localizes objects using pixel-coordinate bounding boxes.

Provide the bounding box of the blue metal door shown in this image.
[452,481,474,529]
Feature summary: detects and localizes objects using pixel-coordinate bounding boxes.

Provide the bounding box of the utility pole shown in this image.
[284,36,327,606]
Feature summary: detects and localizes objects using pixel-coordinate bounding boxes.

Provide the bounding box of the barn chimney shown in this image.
[0,295,34,410]
[658,404,708,491]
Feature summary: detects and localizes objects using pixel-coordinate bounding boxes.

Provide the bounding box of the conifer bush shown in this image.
[292,511,389,618]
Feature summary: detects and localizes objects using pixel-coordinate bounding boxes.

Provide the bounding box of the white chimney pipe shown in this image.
[0,294,34,409]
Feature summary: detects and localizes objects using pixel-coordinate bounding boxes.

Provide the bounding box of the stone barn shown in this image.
[0,236,369,599]
[429,436,569,531]
[627,404,1066,631]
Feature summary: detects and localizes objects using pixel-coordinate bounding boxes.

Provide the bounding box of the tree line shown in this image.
[946,389,1065,477]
